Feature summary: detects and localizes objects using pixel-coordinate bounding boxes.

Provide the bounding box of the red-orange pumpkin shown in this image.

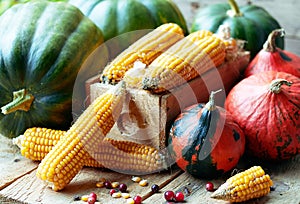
[244,29,300,78]
[225,71,300,160]
[168,91,245,179]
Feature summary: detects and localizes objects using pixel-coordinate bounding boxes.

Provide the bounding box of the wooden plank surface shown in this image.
[1,0,300,203]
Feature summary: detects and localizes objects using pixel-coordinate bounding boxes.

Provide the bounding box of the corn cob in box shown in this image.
[100,23,185,84]
[14,127,165,173]
[142,31,226,93]
[36,82,126,191]
[123,30,213,89]
[211,166,273,202]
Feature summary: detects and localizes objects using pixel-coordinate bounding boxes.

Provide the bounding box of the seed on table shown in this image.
[119,183,128,192]
[81,195,89,202]
[104,181,113,189]
[96,181,104,188]
[139,179,148,187]
[164,190,175,201]
[175,192,185,202]
[109,189,117,196]
[111,181,120,188]
[205,182,214,192]
[112,192,122,198]
[151,184,160,193]
[133,195,142,204]
[122,192,131,199]
[127,198,135,204]
[132,176,142,183]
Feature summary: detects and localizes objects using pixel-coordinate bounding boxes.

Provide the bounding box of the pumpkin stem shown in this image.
[1,89,34,115]
[269,79,292,94]
[205,89,222,111]
[263,28,285,52]
[227,0,243,17]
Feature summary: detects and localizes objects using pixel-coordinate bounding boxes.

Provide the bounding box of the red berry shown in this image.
[109,189,116,196]
[164,190,175,201]
[87,197,96,204]
[89,192,97,200]
[175,191,184,202]
[104,181,112,189]
[119,183,128,192]
[133,195,142,204]
[205,182,214,191]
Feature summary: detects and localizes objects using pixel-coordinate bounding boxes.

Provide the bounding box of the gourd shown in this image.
[68,0,188,57]
[244,29,300,77]
[225,71,300,160]
[191,0,284,58]
[68,0,189,42]
[168,90,245,179]
[0,1,105,138]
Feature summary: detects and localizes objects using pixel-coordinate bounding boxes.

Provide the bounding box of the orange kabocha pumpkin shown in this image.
[244,29,300,78]
[225,71,300,160]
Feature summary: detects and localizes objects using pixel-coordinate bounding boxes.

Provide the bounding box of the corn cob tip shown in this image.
[12,135,23,149]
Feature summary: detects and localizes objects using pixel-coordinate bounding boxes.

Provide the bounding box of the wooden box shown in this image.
[86,52,250,149]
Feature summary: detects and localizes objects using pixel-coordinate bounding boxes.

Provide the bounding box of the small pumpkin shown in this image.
[0,1,106,138]
[244,29,300,78]
[225,71,300,160]
[191,0,284,58]
[168,90,245,179]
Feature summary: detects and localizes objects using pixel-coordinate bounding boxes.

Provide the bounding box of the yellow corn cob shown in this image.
[13,127,103,168]
[100,23,185,85]
[123,30,213,89]
[36,82,126,191]
[142,34,226,93]
[96,138,166,174]
[14,127,166,173]
[211,166,273,203]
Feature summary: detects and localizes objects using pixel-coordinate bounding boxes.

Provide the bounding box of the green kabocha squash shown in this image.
[0,0,67,15]
[68,0,189,41]
[168,91,245,179]
[191,0,284,58]
[0,1,106,138]
[68,0,188,57]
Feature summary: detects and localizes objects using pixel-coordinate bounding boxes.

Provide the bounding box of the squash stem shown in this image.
[227,0,243,17]
[263,28,285,52]
[205,89,222,111]
[1,89,34,115]
[269,79,292,94]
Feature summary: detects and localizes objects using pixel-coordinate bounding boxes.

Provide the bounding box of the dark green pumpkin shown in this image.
[69,0,188,41]
[68,0,188,56]
[191,0,284,58]
[168,91,245,179]
[0,1,106,138]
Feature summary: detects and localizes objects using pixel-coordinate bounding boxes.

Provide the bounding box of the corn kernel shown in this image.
[139,179,148,187]
[111,182,120,188]
[112,192,122,198]
[127,198,135,204]
[122,193,131,199]
[132,176,142,183]
[81,195,89,202]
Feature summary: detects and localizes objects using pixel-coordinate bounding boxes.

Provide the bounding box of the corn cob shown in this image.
[100,23,185,85]
[96,138,166,174]
[36,82,126,191]
[13,127,104,168]
[211,166,273,203]
[123,30,213,89]
[14,127,166,173]
[142,34,226,93]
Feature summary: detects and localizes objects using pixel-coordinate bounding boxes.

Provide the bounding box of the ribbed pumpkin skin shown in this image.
[68,0,189,41]
[191,0,284,58]
[0,1,105,138]
[225,71,300,160]
[168,103,245,179]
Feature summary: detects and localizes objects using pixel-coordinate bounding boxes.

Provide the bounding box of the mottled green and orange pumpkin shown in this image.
[225,71,300,160]
[168,91,245,179]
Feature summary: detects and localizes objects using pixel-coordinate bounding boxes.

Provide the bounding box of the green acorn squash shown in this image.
[191,0,284,58]
[0,1,105,138]
[168,91,245,179]
[68,0,189,41]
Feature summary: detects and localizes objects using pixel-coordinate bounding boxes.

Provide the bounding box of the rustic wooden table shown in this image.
[1,1,300,203]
